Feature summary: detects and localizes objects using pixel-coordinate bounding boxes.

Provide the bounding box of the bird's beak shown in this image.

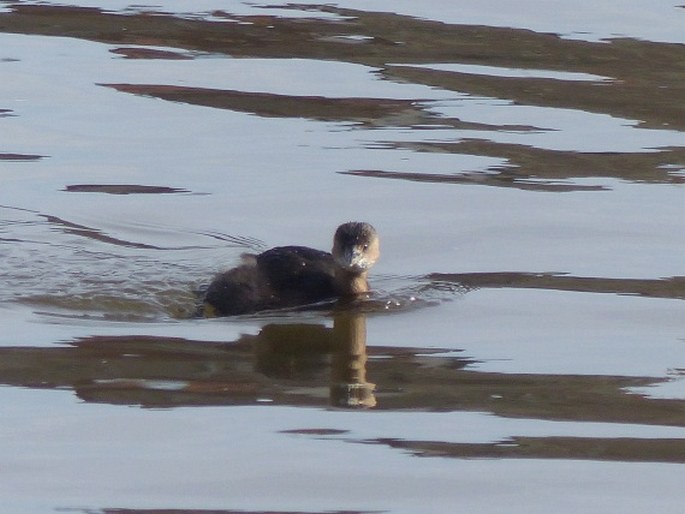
[339,246,367,271]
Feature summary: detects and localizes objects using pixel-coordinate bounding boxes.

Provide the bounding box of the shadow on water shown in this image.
[2,4,685,190]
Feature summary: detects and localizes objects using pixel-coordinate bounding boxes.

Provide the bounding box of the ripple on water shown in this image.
[0,206,256,320]
[1,206,445,322]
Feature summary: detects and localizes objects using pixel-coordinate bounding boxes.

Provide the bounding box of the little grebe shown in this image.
[203,222,380,316]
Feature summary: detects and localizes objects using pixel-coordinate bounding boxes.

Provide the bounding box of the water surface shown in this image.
[1,1,684,513]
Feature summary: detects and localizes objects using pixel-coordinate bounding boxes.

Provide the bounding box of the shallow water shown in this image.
[1,1,685,513]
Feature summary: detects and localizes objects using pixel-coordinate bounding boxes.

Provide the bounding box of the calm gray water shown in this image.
[1,1,684,513]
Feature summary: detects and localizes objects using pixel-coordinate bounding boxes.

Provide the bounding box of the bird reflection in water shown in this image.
[250,310,376,408]
[330,311,376,408]
[0,319,678,429]
[0,311,376,409]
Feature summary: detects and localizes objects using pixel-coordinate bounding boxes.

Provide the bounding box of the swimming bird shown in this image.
[203,222,380,316]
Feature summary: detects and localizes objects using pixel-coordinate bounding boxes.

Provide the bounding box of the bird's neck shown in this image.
[335,268,369,296]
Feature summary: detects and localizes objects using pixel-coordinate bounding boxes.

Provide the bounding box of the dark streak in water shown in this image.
[365,436,685,463]
[428,272,685,301]
[281,428,350,436]
[100,83,551,134]
[1,5,684,189]
[64,184,190,194]
[102,83,424,125]
[2,3,685,131]
[109,46,194,59]
[0,203,38,213]
[0,152,45,161]
[42,214,164,250]
[36,213,260,253]
[343,169,607,193]
[97,79,685,188]
[386,138,685,187]
[195,229,264,249]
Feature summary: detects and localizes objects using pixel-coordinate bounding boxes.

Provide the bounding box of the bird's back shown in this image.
[256,246,338,305]
[204,245,338,316]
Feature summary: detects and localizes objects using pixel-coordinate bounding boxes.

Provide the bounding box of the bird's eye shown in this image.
[362,244,369,250]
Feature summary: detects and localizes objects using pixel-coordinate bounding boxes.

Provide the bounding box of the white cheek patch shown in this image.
[333,240,378,271]
[334,255,366,271]
[354,257,371,270]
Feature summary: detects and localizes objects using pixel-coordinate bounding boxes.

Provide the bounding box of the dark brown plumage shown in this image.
[203,222,380,316]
